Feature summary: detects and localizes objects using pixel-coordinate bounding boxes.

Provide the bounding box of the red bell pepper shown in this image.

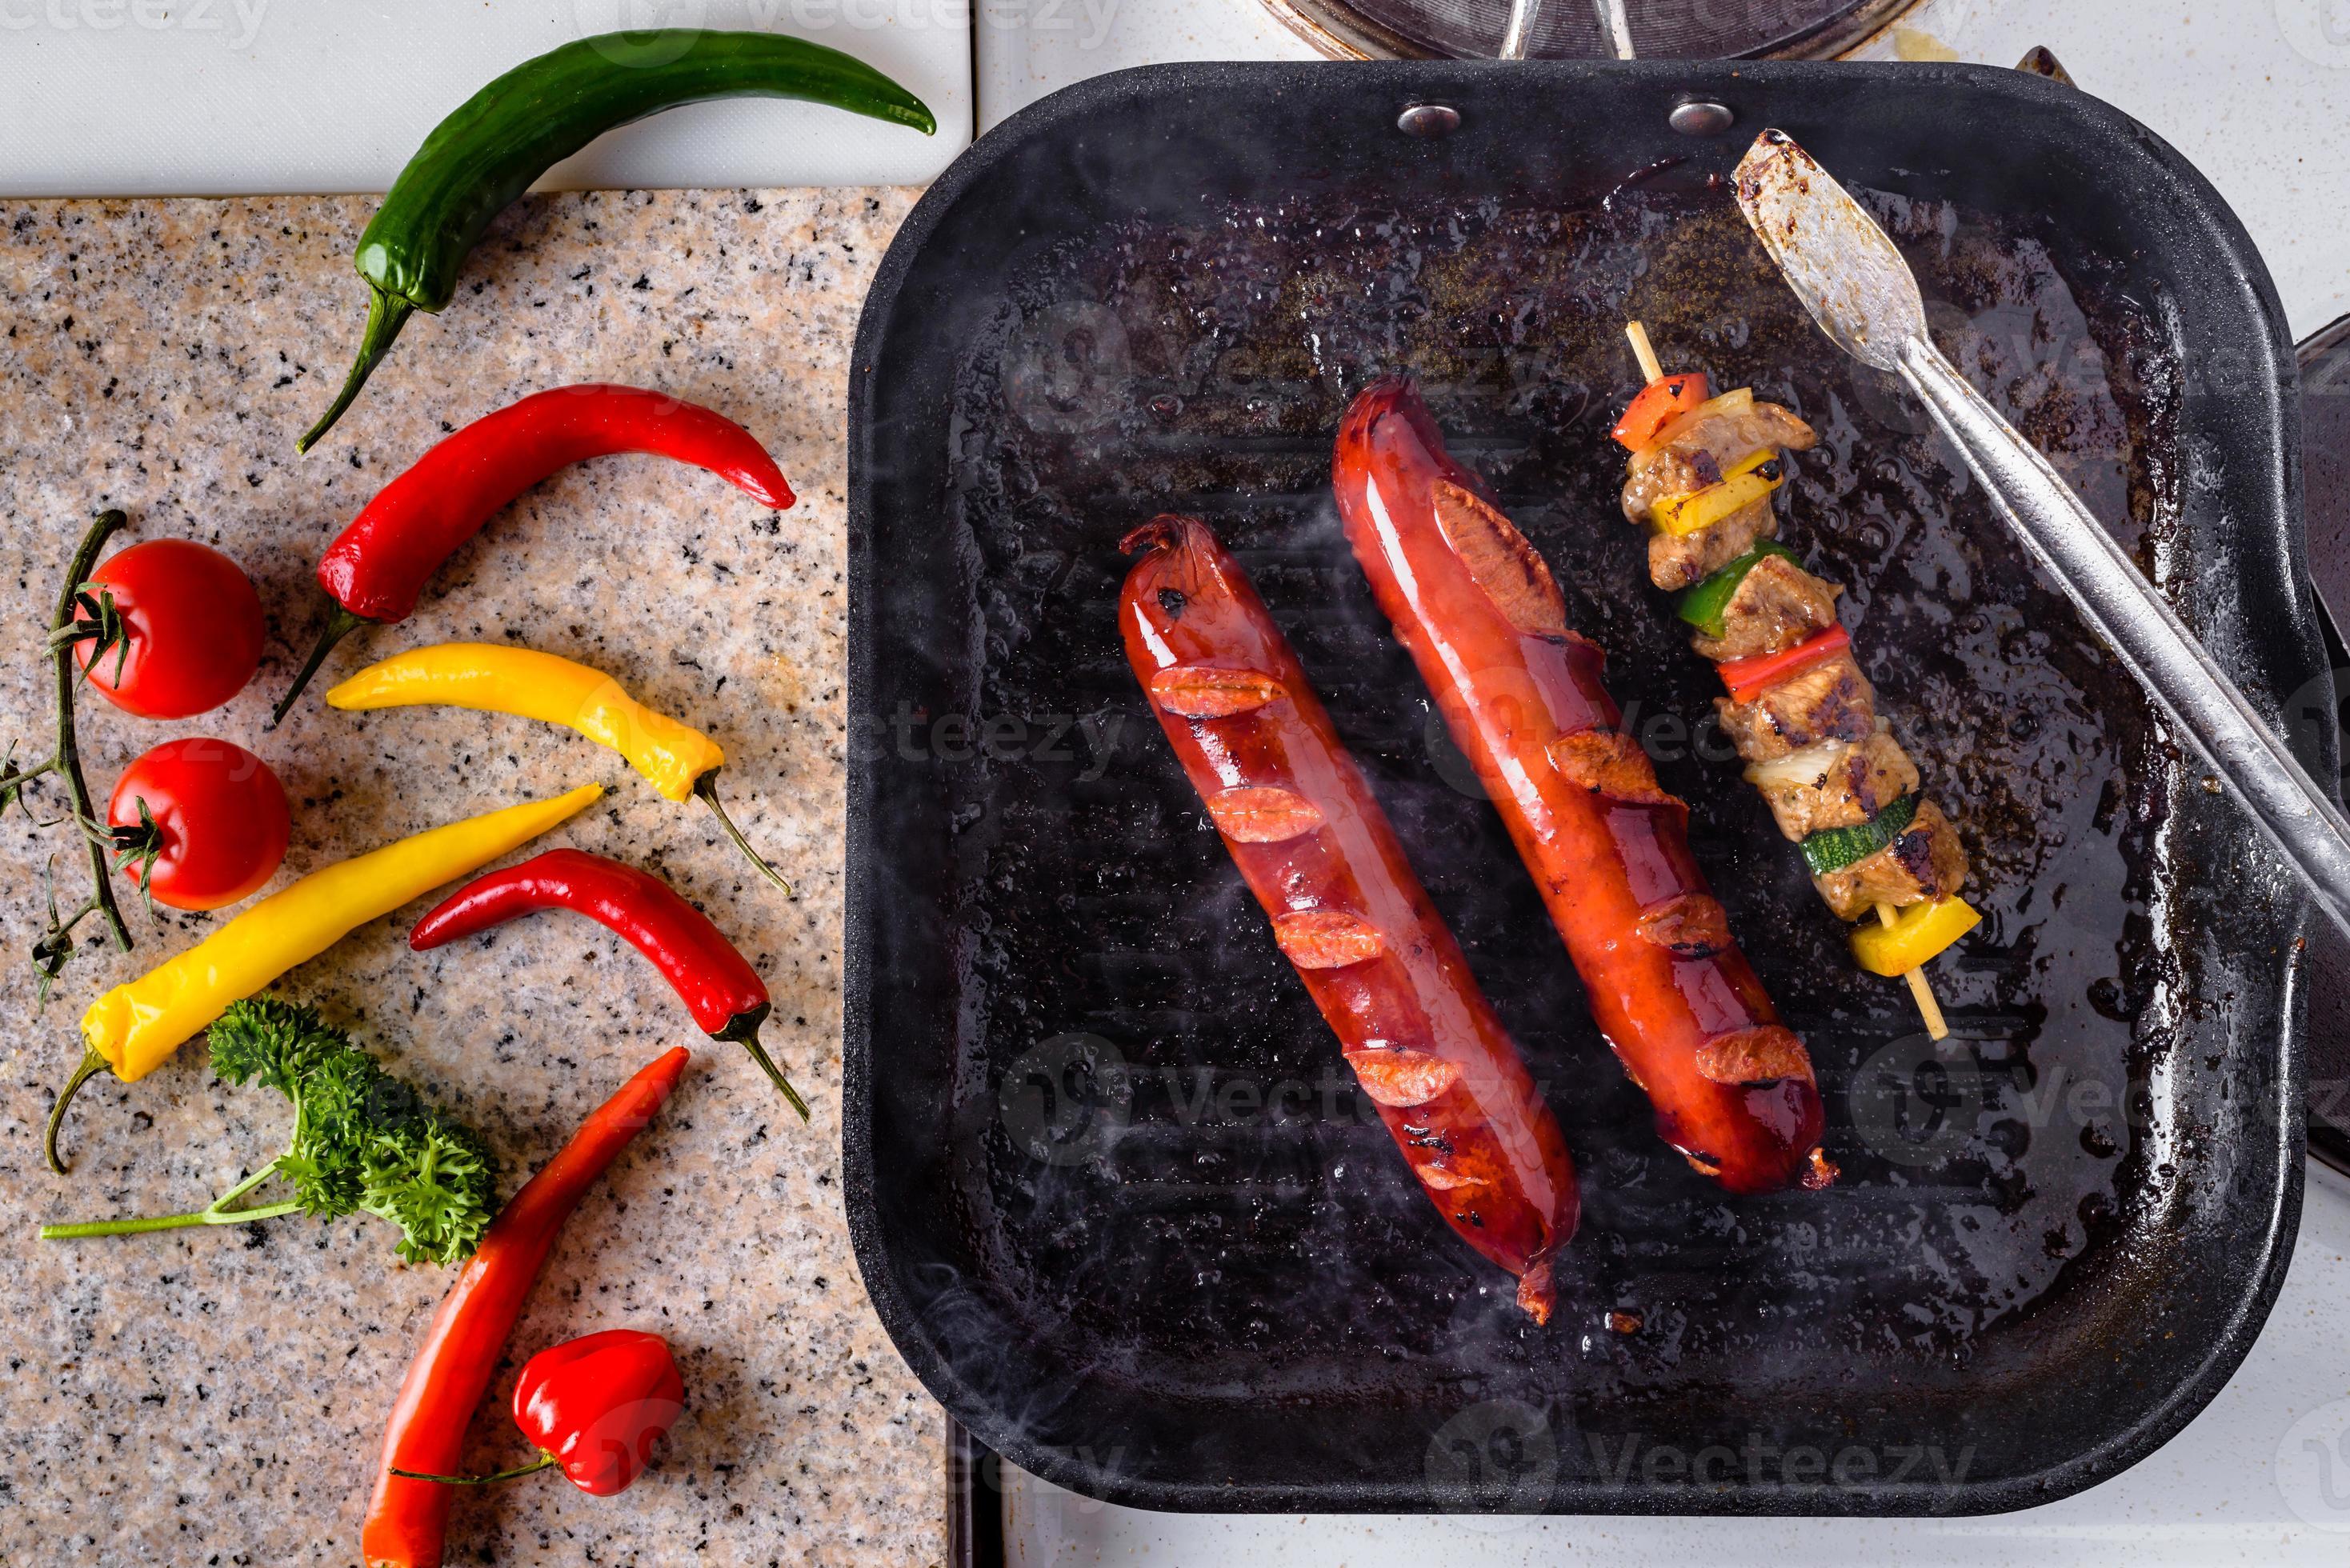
[408,848,808,1121]
[361,1046,691,1568]
[392,1330,685,1498]
[514,1331,685,1495]
[1718,623,1851,705]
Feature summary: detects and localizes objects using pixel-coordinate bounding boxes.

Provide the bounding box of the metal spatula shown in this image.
[1733,128,2350,941]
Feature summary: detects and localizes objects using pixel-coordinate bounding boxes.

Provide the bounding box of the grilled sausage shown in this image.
[1120,515,1579,1319]
[1332,379,1832,1195]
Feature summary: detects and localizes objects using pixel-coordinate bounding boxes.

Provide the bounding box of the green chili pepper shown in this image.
[1674,540,1802,640]
[298,30,937,453]
[1800,792,1918,878]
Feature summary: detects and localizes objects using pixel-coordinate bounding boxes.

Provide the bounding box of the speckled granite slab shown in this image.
[0,187,944,1566]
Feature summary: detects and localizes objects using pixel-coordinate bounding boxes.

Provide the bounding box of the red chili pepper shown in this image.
[273,384,794,725]
[362,1046,690,1568]
[409,849,807,1121]
[1718,622,1851,705]
[390,1330,685,1498]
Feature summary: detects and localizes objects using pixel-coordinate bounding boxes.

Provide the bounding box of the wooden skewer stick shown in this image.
[1625,318,1665,384]
[1876,902,1948,1041]
[1624,318,1951,1042]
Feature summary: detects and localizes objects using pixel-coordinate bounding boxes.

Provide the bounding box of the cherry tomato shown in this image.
[106,738,290,912]
[70,539,266,719]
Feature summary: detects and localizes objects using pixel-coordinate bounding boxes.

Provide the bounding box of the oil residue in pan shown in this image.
[939,184,2181,1400]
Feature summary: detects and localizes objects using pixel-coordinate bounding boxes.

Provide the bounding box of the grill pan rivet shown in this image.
[1669,100,1735,137]
[1396,102,1461,138]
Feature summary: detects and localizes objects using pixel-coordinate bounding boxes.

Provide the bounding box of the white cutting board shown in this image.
[0,2,969,196]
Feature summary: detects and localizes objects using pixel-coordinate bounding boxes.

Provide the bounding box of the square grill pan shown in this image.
[844,61,2316,1515]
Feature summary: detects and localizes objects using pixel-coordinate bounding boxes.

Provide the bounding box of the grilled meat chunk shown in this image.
[1814,797,1969,919]
[1714,651,1877,763]
[1648,498,1778,590]
[1626,400,1818,590]
[1743,721,1920,842]
[1622,401,1819,525]
[1692,554,1844,662]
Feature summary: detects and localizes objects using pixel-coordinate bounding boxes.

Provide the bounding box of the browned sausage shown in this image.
[1120,515,1579,1320]
[1332,380,1831,1195]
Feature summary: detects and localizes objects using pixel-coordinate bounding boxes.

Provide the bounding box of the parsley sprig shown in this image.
[38,997,499,1266]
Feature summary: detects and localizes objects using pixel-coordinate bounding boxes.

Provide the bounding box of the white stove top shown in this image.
[979,2,2350,1558]
[0,2,972,195]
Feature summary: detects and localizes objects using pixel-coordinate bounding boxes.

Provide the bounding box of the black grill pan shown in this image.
[844,61,2316,1516]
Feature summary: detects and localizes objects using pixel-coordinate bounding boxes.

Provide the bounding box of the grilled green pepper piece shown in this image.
[299,30,936,453]
[1674,540,1801,640]
[1800,792,1918,877]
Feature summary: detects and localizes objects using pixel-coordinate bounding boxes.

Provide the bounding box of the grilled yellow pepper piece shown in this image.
[1651,446,1786,538]
[48,783,602,1172]
[1851,894,1981,977]
[326,642,787,893]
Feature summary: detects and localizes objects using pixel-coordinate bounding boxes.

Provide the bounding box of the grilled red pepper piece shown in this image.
[392,1330,685,1497]
[362,1046,690,1568]
[1716,622,1850,705]
[1611,370,1711,450]
[274,384,794,724]
[409,848,808,1121]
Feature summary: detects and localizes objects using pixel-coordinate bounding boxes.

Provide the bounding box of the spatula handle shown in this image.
[1896,334,2350,940]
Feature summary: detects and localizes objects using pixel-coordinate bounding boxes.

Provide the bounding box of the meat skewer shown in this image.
[1615,321,1980,1039]
[1332,381,1832,1196]
[1120,515,1580,1321]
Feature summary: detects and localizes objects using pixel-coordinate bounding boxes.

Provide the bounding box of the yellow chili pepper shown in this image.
[325,642,787,893]
[1651,446,1787,538]
[46,783,602,1174]
[1850,894,1982,977]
